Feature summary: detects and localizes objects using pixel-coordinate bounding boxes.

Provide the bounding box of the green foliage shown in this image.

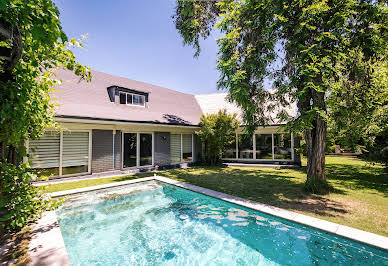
[174,0,387,186]
[0,0,90,233]
[327,54,388,152]
[0,0,91,149]
[0,162,61,233]
[197,110,239,166]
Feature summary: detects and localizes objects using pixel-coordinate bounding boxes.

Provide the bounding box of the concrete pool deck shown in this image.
[29,175,388,265]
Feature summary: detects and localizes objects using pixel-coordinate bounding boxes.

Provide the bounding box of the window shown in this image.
[222,132,293,161]
[255,134,273,159]
[123,133,137,168]
[29,131,90,177]
[170,134,181,163]
[182,134,193,162]
[119,92,145,107]
[140,133,152,166]
[29,131,60,177]
[238,134,253,159]
[170,134,193,164]
[223,136,237,158]
[274,133,292,159]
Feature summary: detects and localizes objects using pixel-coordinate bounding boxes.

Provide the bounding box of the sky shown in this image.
[55,0,221,95]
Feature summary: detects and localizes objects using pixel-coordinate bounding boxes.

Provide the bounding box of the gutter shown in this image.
[54,116,201,129]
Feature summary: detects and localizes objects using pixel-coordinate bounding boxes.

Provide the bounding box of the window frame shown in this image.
[121,132,154,169]
[119,91,146,107]
[170,133,194,165]
[222,131,294,162]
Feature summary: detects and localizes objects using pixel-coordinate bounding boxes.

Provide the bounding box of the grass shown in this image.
[41,156,388,236]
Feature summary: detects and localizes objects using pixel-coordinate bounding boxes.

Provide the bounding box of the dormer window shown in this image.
[119,92,145,107]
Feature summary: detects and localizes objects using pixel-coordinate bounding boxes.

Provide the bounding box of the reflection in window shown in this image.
[123,133,137,168]
[140,133,152,166]
[255,134,273,159]
[224,137,236,158]
[238,134,253,159]
[119,93,126,104]
[274,133,292,159]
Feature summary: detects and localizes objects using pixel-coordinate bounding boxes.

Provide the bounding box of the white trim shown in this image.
[180,134,183,162]
[54,117,201,129]
[121,131,154,169]
[271,133,275,160]
[119,91,145,107]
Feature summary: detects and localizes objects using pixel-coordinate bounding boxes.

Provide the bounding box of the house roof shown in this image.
[195,92,297,124]
[52,69,203,126]
[52,70,296,126]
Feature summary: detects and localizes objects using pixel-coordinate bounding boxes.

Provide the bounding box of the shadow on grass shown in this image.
[161,167,349,218]
[326,163,388,196]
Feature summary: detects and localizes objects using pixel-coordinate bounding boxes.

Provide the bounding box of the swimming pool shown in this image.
[56,180,388,265]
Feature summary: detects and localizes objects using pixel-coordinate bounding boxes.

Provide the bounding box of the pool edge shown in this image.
[153,176,388,252]
[31,175,387,264]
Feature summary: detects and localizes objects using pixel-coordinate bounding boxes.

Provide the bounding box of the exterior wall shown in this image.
[154,132,170,166]
[91,129,114,173]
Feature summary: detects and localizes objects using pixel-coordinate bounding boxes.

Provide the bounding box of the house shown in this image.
[27,70,300,179]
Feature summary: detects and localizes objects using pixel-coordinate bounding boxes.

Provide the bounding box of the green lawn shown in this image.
[41,156,388,236]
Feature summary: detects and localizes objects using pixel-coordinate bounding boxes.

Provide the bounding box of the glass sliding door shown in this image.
[62,131,89,175]
[274,133,292,159]
[140,133,152,166]
[255,134,273,159]
[123,133,137,168]
[238,134,253,159]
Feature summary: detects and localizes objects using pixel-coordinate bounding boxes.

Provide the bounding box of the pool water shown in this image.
[56,181,388,265]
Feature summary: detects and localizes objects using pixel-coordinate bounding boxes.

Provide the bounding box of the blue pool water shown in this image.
[56,181,388,265]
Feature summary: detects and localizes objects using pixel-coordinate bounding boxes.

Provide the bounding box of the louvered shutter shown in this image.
[170,134,181,163]
[29,131,60,168]
[182,134,192,161]
[62,131,89,168]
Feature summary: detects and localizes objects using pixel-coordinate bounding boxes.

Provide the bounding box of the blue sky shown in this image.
[55,0,220,95]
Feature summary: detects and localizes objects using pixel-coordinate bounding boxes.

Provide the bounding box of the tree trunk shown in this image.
[303,91,330,193]
[305,117,326,180]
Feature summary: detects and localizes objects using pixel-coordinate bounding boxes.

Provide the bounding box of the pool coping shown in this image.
[29,175,387,265]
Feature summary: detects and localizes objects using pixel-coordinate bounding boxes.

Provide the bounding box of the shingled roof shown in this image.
[52,70,296,126]
[52,69,203,126]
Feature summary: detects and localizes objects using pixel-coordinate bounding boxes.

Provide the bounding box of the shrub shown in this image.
[0,161,61,233]
[197,110,239,166]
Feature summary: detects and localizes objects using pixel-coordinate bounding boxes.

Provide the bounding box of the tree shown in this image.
[197,110,239,166]
[0,0,91,232]
[327,57,388,153]
[173,0,387,192]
